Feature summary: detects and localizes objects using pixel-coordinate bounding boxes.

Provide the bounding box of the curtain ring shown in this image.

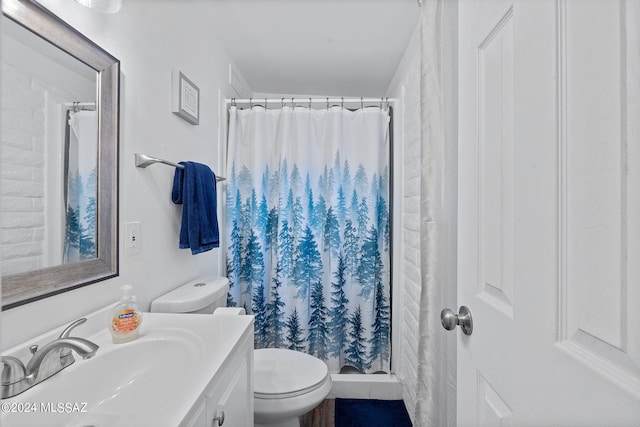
[281,97,285,108]
[291,97,295,108]
[326,97,330,110]
[386,97,389,110]
[231,98,236,107]
[265,98,268,110]
[309,97,312,110]
[341,97,344,110]
[380,97,383,109]
[361,97,364,110]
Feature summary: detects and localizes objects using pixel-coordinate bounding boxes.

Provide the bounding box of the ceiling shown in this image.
[208,0,420,97]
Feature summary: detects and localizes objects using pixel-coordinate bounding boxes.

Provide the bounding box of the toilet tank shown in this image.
[150,277,229,314]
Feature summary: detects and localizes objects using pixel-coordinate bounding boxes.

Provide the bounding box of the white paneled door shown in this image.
[456,0,640,425]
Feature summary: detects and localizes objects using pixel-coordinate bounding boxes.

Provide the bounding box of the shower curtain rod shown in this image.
[63,102,96,106]
[225,97,396,108]
[63,101,96,111]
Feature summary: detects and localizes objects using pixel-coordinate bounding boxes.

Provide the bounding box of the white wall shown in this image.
[1,61,50,276]
[1,0,247,349]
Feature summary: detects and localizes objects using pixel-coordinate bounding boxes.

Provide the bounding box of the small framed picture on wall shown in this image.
[172,70,200,125]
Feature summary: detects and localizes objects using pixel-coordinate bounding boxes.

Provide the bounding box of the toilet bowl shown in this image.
[150,277,332,427]
[254,348,332,427]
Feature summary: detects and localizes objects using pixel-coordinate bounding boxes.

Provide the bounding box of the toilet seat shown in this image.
[254,348,330,399]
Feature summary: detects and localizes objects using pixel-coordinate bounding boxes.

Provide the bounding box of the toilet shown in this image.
[150,277,332,427]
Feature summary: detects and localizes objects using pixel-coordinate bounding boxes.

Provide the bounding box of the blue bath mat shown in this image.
[335,398,412,427]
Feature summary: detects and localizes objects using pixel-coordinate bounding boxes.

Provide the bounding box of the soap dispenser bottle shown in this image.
[109,285,142,344]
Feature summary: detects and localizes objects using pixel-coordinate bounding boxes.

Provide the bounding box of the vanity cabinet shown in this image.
[183,328,253,427]
[184,400,207,427]
[207,350,251,427]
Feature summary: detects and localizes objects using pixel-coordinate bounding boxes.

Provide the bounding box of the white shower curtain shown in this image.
[415,0,457,425]
[226,105,392,374]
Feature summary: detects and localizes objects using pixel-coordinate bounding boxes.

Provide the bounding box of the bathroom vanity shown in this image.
[182,315,254,427]
[0,309,254,427]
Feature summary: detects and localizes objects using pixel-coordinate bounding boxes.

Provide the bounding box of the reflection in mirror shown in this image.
[1,0,119,309]
[1,18,98,274]
[62,106,99,264]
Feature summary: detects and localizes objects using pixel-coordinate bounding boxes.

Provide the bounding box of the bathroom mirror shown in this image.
[1,0,119,309]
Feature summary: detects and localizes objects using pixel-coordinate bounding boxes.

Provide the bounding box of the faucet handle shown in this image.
[59,318,88,339]
[2,356,26,385]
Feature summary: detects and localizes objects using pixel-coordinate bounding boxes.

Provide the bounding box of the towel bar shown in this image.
[135,153,226,182]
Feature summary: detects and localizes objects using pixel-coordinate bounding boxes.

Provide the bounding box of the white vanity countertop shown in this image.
[1,309,254,427]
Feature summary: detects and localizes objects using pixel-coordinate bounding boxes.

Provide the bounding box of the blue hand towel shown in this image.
[171,161,220,254]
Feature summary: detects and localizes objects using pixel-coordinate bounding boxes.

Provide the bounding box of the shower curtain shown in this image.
[63,109,98,263]
[415,0,457,425]
[226,105,391,374]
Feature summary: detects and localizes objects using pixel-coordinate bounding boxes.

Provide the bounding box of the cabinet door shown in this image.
[207,348,253,427]
[183,399,207,427]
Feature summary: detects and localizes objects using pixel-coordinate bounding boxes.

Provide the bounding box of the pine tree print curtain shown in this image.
[226,105,391,374]
[63,110,98,263]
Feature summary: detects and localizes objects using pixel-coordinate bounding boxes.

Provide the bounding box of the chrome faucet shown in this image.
[1,318,99,399]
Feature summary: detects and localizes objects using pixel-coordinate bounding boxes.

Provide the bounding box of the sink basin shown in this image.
[1,312,253,427]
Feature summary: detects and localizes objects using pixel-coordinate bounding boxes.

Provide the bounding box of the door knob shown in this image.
[441,306,473,335]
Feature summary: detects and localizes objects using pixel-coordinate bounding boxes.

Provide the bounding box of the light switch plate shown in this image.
[125,222,141,256]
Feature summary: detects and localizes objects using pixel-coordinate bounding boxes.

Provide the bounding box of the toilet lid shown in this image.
[254,348,329,399]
